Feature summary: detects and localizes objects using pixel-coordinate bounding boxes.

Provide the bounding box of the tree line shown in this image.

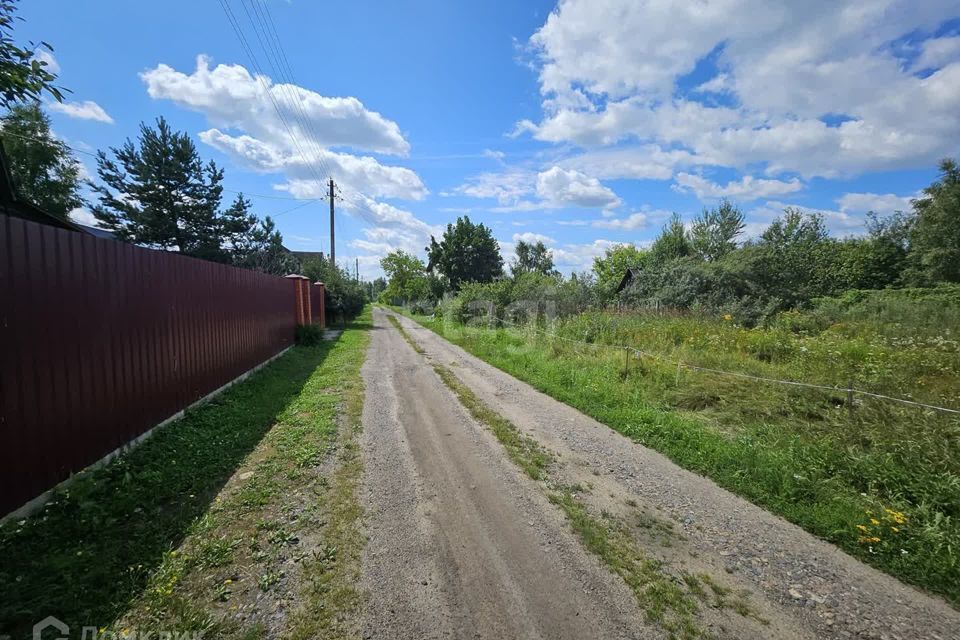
[382,160,960,325]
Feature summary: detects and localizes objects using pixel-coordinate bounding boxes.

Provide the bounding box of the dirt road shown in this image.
[359,308,960,639]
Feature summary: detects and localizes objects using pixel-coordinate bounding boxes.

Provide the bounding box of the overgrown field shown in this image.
[401,287,960,605]
[0,312,371,639]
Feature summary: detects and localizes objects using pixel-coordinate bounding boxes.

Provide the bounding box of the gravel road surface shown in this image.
[360,308,960,639]
[360,308,651,639]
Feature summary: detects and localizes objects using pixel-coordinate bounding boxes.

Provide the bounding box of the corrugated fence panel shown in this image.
[0,214,297,516]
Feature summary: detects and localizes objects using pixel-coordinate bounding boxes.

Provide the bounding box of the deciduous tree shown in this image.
[0,102,82,219]
[689,199,744,261]
[511,239,557,277]
[650,213,692,263]
[380,249,428,303]
[426,216,503,290]
[0,1,65,108]
[592,244,649,296]
[906,158,960,284]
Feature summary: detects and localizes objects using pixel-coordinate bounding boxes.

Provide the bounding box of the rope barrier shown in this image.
[480,314,960,416]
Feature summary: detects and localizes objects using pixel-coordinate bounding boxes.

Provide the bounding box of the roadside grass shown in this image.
[400,305,960,605]
[0,311,371,639]
[285,314,369,640]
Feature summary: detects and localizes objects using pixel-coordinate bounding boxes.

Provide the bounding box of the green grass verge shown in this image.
[400,309,960,606]
[0,310,372,639]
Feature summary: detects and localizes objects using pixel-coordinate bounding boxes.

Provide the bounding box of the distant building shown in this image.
[73,223,116,240]
[616,267,644,293]
[290,250,326,264]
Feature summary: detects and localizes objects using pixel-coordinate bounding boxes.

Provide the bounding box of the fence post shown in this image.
[847,378,855,419]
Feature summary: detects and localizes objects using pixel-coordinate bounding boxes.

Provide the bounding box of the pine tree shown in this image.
[92,117,229,260]
[234,211,300,276]
[0,102,82,219]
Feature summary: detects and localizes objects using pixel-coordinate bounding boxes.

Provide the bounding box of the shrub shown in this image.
[295,324,324,346]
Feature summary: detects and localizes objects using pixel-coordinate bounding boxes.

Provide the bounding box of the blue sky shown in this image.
[20,0,960,277]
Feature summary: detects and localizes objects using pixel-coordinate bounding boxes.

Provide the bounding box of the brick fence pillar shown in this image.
[285,274,309,325]
[300,276,312,325]
[313,282,326,328]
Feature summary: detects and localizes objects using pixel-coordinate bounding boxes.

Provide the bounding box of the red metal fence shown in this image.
[0,214,317,516]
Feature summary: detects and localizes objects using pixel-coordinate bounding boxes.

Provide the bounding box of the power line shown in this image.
[1,130,99,158]
[216,0,328,189]
[222,187,313,201]
[255,0,338,181]
[270,198,320,218]
[239,0,336,181]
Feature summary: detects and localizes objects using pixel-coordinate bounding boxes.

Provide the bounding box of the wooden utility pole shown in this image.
[355,258,359,282]
[329,178,336,267]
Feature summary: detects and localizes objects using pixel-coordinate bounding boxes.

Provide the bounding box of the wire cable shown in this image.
[489,315,960,415]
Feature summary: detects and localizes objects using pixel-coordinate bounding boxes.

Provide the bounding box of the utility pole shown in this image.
[329,178,336,268]
[355,258,359,282]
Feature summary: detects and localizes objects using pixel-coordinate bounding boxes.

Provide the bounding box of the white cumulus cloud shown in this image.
[592,212,650,230]
[836,192,915,216]
[513,231,555,245]
[452,166,621,212]
[673,173,803,201]
[142,55,426,207]
[142,55,409,155]
[68,207,101,227]
[519,0,960,179]
[48,100,114,124]
[535,166,621,209]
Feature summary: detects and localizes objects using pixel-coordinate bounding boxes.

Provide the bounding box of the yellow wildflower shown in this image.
[723,314,732,321]
[890,526,900,533]
[870,518,880,526]
[856,524,868,532]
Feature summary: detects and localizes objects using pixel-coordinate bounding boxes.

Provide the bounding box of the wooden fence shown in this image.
[0,213,325,517]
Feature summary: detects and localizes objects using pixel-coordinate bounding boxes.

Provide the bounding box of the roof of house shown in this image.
[615,267,644,293]
[74,223,116,240]
[290,250,326,262]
